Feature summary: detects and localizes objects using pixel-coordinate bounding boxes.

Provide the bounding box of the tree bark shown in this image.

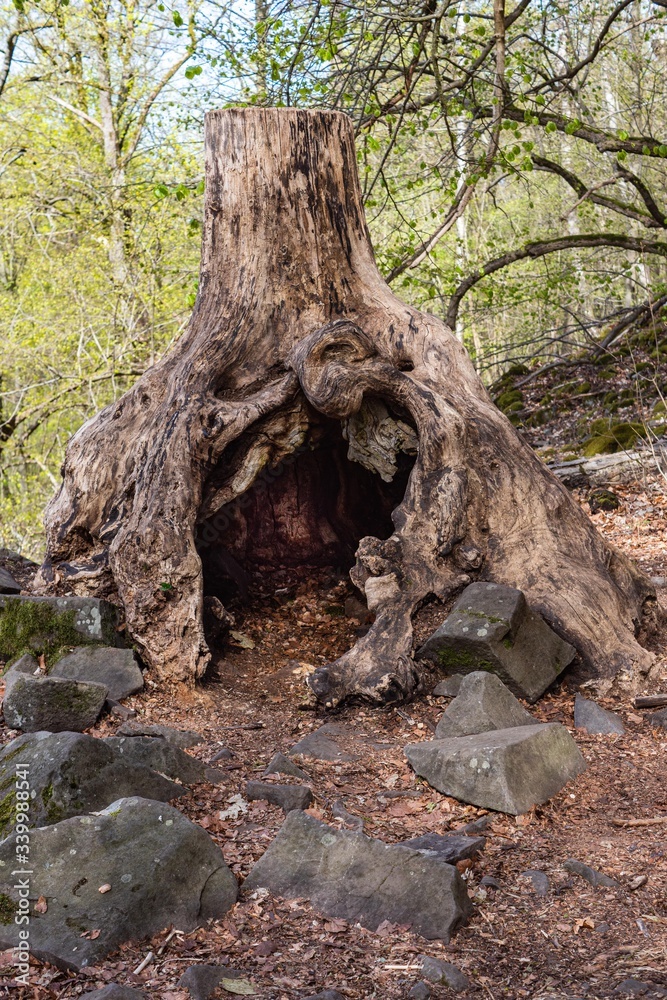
[35,108,656,704]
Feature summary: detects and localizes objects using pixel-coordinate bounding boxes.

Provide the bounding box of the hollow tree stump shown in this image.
[36,108,656,704]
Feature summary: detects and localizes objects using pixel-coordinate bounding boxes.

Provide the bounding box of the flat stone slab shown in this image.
[246,780,313,812]
[289,723,358,762]
[104,736,207,785]
[51,647,143,702]
[574,693,625,735]
[0,567,20,594]
[116,722,204,747]
[400,832,486,864]
[3,661,107,732]
[0,797,238,970]
[0,594,122,652]
[243,810,471,941]
[0,731,184,839]
[406,723,586,815]
[435,670,535,739]
[417,582,575,702]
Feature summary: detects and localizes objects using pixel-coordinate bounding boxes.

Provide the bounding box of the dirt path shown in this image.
[2,479,667,999]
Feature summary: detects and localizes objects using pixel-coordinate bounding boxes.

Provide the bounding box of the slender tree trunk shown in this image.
[35,108,656,705]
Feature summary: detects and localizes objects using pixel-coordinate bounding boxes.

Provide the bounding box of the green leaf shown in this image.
[153,183,170,199]
[221,979,258,995]
[172,10,183,26]
[535,95,545,106]
[618,129,629,141]
[545,121,557,134]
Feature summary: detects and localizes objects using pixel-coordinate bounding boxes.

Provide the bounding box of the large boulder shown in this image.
[0,797,238,970]
[0,595,122,667]
[406,724,586,815]
[50,647,143,702]
[0,731,184,839]
[417,582,575,702]
[243,810,471,941]
[3,657,107,733]
[435,671,535,739]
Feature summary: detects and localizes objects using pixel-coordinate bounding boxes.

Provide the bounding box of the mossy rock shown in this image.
[0,596,121,669]
[589,417,612,435]
[582,422,647,457]
[574,381,592,395]
[653,400,666,416]
[495,389,524,412]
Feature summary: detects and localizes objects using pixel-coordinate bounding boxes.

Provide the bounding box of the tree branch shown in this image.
[532,155,664,229]
[446,233,667,329]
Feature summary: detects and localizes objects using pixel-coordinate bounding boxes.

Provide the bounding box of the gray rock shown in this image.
[243,810,471,941]
[303,992,346,1000]
[408,984,431,1000]
[613,980,667,997]
[51,647,143,702]
[574,693,625,735]
[421,956,470,991]
[211,746,236,761]
[104,736,206,784]
[82,988,147,999]
[0,730,184,840]
[406,723,586,815]
[246,780,313,812]
[289,723,358,762]
[435,670,536,739]
[416,582,575,702]
[432,674,464,698]
[648,708,667,729]
[0,797,238,970]
[0,567,20,594]
[564,859,620,888]
[521,869,550,896]
[400,832,486,864]
[263,751,310,780]
[0,594,122,647]
[178,965,244,1000]
[3,662,108,732]
[116,721,204,747]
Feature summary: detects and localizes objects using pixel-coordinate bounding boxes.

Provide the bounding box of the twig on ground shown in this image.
[611,816,667,827]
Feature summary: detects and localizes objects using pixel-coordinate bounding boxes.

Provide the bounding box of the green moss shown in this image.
[502,637,513,649]
[0,790,16,839]
[582,421,647,457]
[0,599,96,669]
[437,647,493,671]
[574,381,591,395]
[654,400,666,416]
[0,893,16,925]
[495,389,524,413]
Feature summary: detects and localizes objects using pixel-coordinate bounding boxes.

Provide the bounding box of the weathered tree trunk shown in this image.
[35,108,656,704]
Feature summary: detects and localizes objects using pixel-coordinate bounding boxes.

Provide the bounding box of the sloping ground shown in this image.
[1,409,667,999]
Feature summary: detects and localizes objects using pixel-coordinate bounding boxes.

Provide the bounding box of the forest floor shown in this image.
[2,382,667,1000]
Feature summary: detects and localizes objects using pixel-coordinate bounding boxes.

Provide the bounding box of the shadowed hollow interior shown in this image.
[196,412,415,607]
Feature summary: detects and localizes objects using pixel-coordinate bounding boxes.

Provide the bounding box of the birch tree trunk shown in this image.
[35,108,656,705]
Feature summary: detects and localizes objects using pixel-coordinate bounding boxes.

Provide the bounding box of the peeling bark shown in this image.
[36,108,656,703]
